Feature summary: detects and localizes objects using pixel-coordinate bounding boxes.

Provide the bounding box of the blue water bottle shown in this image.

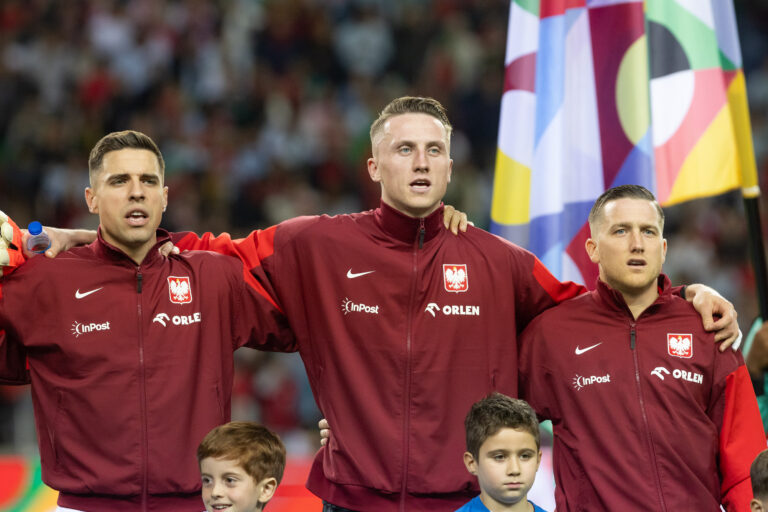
[27,221,51,253]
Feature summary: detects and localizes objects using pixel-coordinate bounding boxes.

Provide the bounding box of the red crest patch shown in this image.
[443,264,468,293]
[168,276,192,304]
[667,333,693,359]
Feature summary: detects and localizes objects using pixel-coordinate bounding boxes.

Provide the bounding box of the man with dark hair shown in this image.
[25,100,739,511]
[519,184,764,511]
[0,130,295,512]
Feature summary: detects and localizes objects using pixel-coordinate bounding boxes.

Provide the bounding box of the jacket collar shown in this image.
[92,228,172,269]
[594,274,673,316]
[374,201,445,245]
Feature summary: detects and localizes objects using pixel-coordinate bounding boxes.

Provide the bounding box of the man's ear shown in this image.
[751,498,765,512]
[85,187,97,213]
[463,452,478,475]
[257,477,278,505]
[586,237,599,264]
[367,157,381,183]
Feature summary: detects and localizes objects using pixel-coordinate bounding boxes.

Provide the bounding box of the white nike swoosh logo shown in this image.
[75,287,103,299]
[346,269,375,279]
[575,343,602,355]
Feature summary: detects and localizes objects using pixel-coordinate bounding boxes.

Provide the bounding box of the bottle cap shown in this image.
[28,221,43,235]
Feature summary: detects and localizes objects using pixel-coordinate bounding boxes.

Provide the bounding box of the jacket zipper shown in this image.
[400,218,424,511]
[630,322,667,511]
[137,268,149,511]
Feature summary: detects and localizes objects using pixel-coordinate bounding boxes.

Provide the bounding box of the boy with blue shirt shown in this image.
[457,393,547,512]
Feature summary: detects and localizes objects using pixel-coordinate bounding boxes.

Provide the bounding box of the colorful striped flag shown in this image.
[490,0,758,286]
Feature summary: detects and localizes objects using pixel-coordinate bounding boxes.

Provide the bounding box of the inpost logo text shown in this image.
[71,321,111,338]
[341,298,380,315]
[572,373,611,391]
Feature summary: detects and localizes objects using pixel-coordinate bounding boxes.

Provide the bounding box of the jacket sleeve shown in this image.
[230,259,296,353]
[0,283,31,385]
[0,331,29,385]
[715,358,767,510]
[170,227,277,272]
[518,317,557,422]
[512,249,586,333]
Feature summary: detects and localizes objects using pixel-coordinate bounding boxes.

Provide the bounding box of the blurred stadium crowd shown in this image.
[0,0,767,457]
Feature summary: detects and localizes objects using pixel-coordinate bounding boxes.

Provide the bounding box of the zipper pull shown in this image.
[630,323,636,350]
[137,271,143,293]
[418,219,425,249]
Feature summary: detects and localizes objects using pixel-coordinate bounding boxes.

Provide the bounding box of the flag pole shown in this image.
[731,61,766,319]
[744,190,768,320]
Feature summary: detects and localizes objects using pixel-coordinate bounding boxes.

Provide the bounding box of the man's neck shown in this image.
[102,234,154,265]
[381,199,440,219]
[619,286,659,320]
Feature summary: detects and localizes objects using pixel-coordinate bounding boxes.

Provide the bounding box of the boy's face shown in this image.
[463,427,541,509]
[200,457,276,512]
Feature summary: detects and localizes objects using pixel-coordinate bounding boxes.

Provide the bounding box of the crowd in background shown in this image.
[0,0,767,458]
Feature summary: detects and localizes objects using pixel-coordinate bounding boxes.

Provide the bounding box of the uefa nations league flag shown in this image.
[490,0,759,287]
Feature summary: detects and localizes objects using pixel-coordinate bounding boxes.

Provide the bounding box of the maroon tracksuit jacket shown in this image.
[174,202,585,511]
[0,229,294,511]
[519,276,765,511]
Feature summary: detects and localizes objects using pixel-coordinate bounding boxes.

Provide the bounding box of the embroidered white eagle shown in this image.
[668,334,692,358]
[443,264,469,293]
[168,276,192,304]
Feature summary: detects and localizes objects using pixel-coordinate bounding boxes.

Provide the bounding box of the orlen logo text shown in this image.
[650,366,703,384]
[341,298,379,315]
[71,321,111,338]
[424,303,480,317]
[153,312,202,327]
[572,373,611,391]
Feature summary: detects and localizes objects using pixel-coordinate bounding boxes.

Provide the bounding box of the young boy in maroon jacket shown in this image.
[519,185,765,511]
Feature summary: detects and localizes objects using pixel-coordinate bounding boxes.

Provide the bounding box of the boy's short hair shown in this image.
[197,421,286,484]
[752,449,768,500]
[465,393,540,458]
[88,130,165,185]
[369,96,453,149]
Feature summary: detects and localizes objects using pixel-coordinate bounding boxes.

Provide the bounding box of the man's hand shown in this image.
[319,418,330,447]
[443,205,470,235]
[158,241,180,257]
[21,227,96,259]
[685,283,739,351]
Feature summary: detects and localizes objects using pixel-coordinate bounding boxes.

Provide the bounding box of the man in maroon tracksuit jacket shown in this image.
[0,131,295,512]
[167,98,741,512]
[519,185,765,511]
[26,99,740,511]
